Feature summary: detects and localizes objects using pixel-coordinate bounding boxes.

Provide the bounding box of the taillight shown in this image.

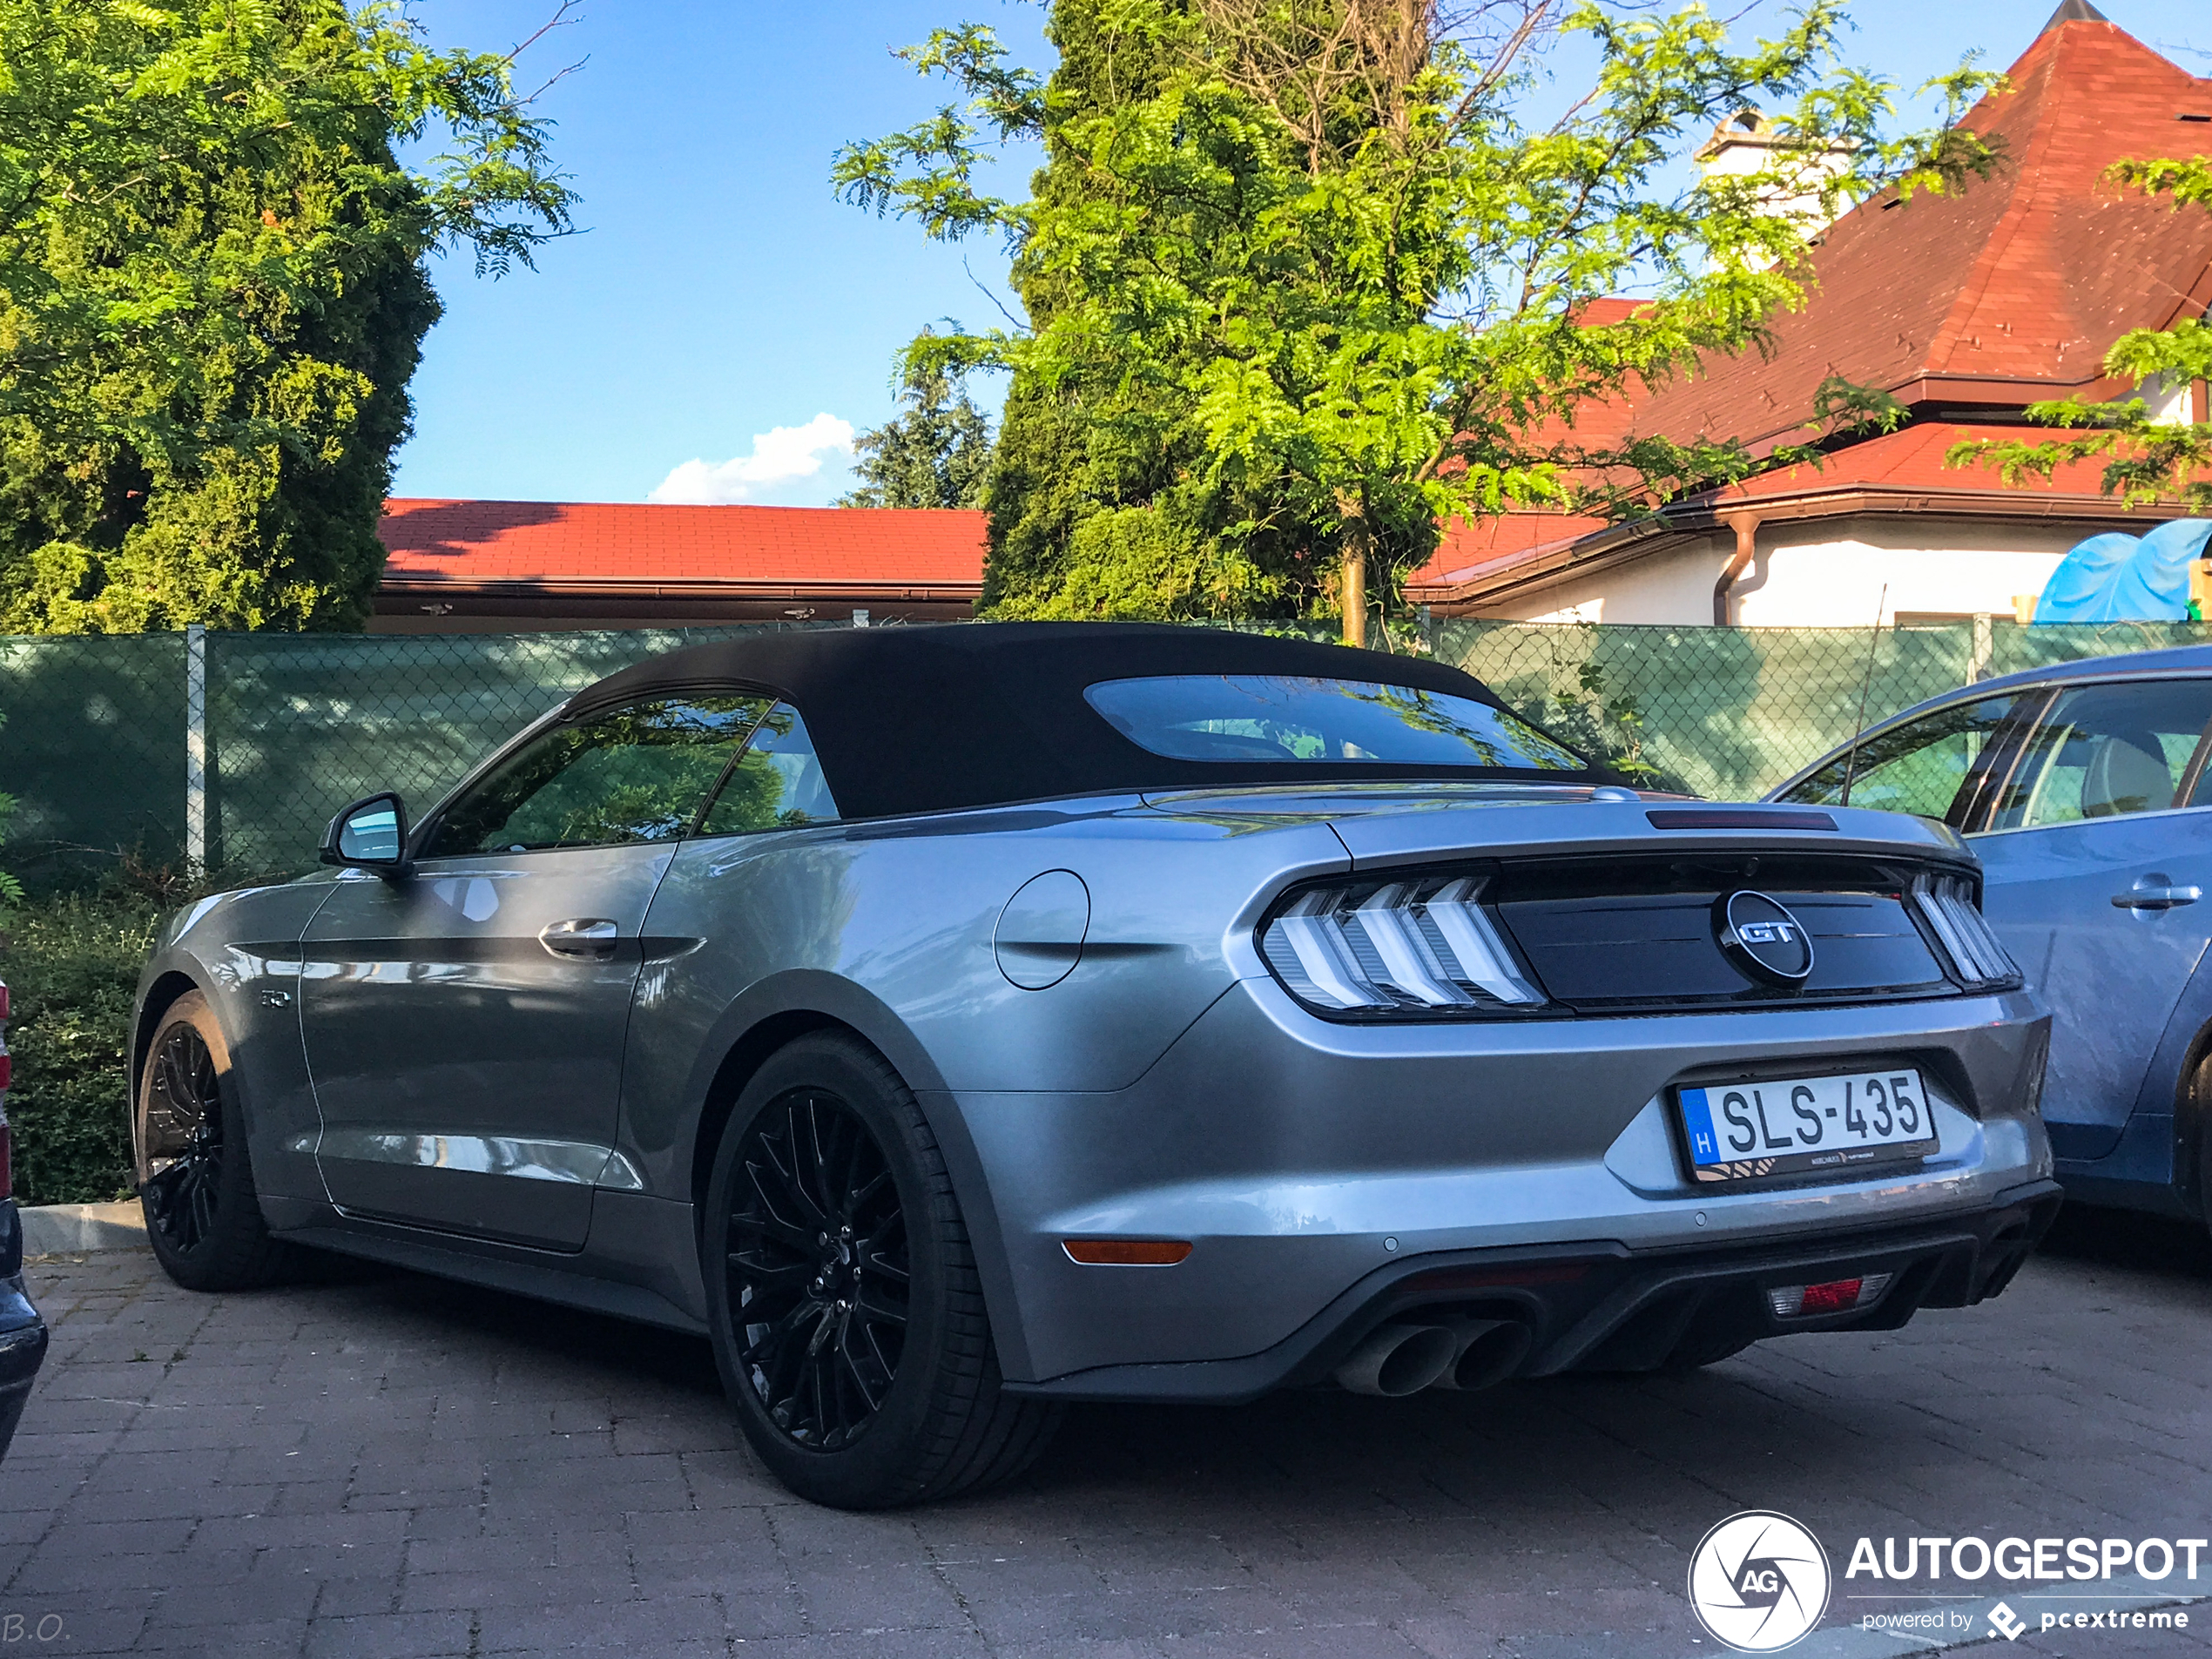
[1911,873,2021,990]
[1259,875,1547,1015]
[1768,1273,1892,1318]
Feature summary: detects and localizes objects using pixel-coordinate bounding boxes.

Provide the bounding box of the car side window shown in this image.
[421,696,771,857]
[1988,678,2212,831]
[697,704,840,836]
[1779,693,2028,826]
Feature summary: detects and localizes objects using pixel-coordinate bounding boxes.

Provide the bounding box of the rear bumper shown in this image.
[949,979,2053,1386]
[1002,1177,2062,1402]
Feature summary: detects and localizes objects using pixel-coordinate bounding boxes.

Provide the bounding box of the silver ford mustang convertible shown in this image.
[131,624,2059,1507]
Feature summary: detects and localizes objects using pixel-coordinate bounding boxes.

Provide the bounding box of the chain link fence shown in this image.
[1437,617,2212,799]
[2,625,829,887]
[0,633,186,887]
[5,617,2212,889]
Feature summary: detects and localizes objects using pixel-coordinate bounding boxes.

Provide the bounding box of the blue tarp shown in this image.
[2033,518,2212,623]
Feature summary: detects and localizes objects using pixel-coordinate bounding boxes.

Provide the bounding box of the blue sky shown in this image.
[390,1,2208,508]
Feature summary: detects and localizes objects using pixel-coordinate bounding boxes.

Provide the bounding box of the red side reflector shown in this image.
[1062,1239,1192,1266]
[0,1052,10,1092]
[0,982,10,1019]
[1800,1278,1863,1314]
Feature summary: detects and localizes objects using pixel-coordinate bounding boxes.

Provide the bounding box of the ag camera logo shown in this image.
[1689,1511,1832,1651]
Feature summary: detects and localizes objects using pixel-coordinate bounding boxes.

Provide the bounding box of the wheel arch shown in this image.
[687,1008,853,1219]
[2173,1016,2212,1222]
[674,974,1032,1379]
[132,970,206,1107]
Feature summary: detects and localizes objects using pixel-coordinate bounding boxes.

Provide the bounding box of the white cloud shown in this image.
[648,413,856,504]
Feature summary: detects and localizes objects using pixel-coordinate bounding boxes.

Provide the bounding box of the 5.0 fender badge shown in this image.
[1716,890,1815,988]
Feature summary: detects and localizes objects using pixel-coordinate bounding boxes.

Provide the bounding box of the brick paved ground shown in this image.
[0,1208,2206,1659]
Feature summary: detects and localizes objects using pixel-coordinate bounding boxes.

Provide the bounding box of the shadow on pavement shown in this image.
[300,1251,725,1396]
[2035,1201,2212,1280]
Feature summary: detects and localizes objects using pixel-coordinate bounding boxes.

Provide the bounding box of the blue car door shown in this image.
[1970,676,2212,1161]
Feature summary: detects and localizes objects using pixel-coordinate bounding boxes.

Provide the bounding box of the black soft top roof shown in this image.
[574,621,1605,819]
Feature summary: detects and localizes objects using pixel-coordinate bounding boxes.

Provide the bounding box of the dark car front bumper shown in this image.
[1003,1178,2063,1402]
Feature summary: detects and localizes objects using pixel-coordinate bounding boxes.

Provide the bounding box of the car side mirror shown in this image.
[321,792,410,876]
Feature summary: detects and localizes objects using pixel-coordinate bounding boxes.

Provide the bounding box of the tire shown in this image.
[2189,1052,2212,1237]
[2199,1106,2212,1241]
[134,992,299,1292]
[702,1032,1060,1509]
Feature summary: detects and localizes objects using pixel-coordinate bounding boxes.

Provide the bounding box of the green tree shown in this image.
[836,345,995,508]
[0,0,578,633]
[838,0,2000,641]
[1949,156,2211,510]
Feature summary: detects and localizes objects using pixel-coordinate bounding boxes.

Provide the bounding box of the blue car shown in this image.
[1777,644,2212,1226]
[0,980,49,1459]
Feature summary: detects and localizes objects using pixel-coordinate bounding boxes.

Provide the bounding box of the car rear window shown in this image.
[1083,674,1585,772]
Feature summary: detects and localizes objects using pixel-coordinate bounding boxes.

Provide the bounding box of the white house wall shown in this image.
[1490,536,1729,625]
[1476,516,2087,627]
[1733,520,2077,626]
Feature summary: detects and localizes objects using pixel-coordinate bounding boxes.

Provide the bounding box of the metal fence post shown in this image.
[185,623,206,873]
[1970,613,1993,683]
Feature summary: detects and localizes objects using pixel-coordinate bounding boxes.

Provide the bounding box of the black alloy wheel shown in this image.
[725,1090,911,1450]
[135,991,298,1292]
[703,1032,1060,1509]
[142,1022,225,1253]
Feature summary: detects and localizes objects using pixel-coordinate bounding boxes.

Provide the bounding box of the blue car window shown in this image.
[1083,675,1584,772]
[422,696,771,857]
[697,704,840,837]
[1989,678,2212,830]
[1780,693,2028,825]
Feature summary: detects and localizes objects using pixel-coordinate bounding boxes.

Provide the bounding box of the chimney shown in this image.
[1696,109,1858,266]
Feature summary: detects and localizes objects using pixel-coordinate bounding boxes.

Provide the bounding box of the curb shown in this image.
[18,1201,147,1258]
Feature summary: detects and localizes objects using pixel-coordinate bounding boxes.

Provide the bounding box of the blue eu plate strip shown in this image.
[1679,1088,1721,1166]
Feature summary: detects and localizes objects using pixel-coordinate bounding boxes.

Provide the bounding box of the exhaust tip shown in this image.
[1433,1318,1534,1392]
[1333,1322,1458,1397]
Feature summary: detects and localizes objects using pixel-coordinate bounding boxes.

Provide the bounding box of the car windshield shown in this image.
[1083,674,1585,772]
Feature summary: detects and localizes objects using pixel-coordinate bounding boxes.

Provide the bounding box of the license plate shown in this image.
[1675,1069,1938,1185]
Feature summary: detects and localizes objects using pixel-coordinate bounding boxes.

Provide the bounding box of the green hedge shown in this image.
[1,894,158,1206]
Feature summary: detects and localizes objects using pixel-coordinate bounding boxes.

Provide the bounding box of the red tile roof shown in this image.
[1410,12,2212,609]
[1410,421,2168,604]
[1623,12,2212,451]
[377,499,987,590]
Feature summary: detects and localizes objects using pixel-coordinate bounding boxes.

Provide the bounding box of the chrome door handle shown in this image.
[539,918,620,956]
[2112,882,2202,911]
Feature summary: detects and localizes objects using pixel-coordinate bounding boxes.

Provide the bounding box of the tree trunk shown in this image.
[1339,494,1369,648]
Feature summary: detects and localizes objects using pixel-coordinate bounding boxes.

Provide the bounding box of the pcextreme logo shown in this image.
[1687,1512,1832,1652]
